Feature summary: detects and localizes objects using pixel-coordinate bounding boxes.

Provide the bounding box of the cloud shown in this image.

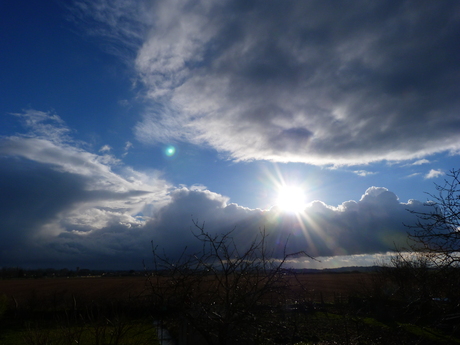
[124,141,133,151]
[411,159,430,166]
[66,184,424,268]
[0,110,436,269]
[99,145,112,153]
[151,186,413,259]
[353,170,376,177]
[0,110,170,268]
[75,0,460,165]
[70,0,151,61]
[122,141,133,157]
[11,109,71,143]
[425,169,444,179]
[0,135,427,268]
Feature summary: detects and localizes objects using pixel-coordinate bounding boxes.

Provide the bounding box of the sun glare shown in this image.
[276,185,307,213]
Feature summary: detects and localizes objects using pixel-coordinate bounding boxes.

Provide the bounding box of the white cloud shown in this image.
[353,170,376,177]
[411,159,430,166]
[122,141,133,157]
[425,169,444,179]
[124,141,133,150]
[99,145,112,153]
[11,109,71,143]
[76,0,460,165]
[71,0,151,59]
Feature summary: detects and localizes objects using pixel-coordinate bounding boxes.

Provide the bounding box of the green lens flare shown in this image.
[165,146,176,157]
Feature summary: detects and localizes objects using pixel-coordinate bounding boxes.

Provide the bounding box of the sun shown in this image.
[276,185,307,213]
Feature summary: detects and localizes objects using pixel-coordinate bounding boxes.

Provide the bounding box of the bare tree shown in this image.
[145,220,314,345]
[396,168,460,325]
[407,168,460,268]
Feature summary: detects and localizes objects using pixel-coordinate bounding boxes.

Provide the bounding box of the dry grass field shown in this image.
[0,276,149,306]
[290,272,372,302]
[1,272,459,344]
[0,272,372,308]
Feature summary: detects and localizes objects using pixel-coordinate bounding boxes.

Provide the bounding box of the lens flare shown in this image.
[165,145,176,157]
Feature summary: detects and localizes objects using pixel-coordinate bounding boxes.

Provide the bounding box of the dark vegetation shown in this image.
[1,267,459,344]
[0,275,157,345]
[1,170,460,344]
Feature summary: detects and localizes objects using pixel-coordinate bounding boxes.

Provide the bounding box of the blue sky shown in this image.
[1,0,459,270]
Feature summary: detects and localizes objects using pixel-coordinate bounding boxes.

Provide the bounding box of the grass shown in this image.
[0,319,159,345]
[361,316,390,329]
[398,323,460,344]
[2,273,460,344]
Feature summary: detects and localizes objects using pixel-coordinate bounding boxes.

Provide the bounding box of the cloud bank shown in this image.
[0,110,429,269]
[75,0,460,165]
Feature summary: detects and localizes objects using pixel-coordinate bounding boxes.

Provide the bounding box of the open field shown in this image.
[1,272,459,344]
[0,276,159,345]
[0,276,149,306]
[0,272,371,306]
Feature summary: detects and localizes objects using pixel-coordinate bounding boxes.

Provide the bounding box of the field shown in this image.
[1,272,459,344]
[0,272,369,305]
[0,276,149,306]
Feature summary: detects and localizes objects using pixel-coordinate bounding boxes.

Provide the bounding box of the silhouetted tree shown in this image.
[407,168,460,267]
[145,220,313,345]
[383,169,460,328]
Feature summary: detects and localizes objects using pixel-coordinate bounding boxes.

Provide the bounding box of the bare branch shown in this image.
[145,220,314,344]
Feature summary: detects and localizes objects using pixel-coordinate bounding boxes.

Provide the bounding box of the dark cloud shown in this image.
[0,111,432,269]
[1,159,425,268]
[0,157,88,249]
[0,113,170,268]
[0,155,156,268]
[91,0,460,165]
[0,146,427,269]
[113,185,426,263]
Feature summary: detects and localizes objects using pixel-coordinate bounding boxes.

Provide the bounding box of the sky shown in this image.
[1,0,459,270]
